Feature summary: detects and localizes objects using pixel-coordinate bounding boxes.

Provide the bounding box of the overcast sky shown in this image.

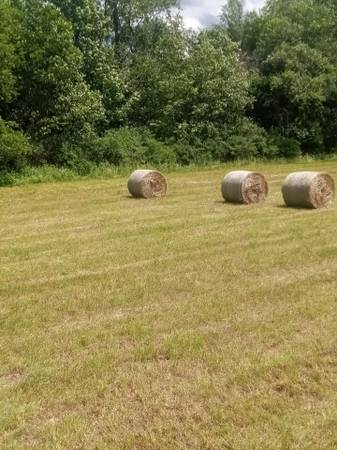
[181,0,266,30]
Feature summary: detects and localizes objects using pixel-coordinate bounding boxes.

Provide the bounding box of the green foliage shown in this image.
[178,31,252,141]
[271,135,302,159]
[172,143,213,166]
[172,120,279,164]
[0,163,133,187]
[220,0,245,42]
[0,119,33,172]
[10,0,104,161]
[93,128,176,166]
[255,43,337,149]
[130,27,251,143]
[104,0,179,60]
[127,18,189,137]
[0,164,78,186]
[177,119,278,163]
[218,119,279,161]
[49,0,131,129]
[248,0,337,154]
[1,0,337,177]
[0,2,21,104]
[50,0,108,80]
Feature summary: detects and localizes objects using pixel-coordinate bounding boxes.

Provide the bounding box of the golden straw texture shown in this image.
[221,171,268,204]
[282,172,335,208]
[128,170,167,199]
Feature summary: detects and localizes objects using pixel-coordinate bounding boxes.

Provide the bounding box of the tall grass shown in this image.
[1,154,337,188]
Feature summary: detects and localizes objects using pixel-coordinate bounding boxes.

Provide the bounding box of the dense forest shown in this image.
[1,0,337,176]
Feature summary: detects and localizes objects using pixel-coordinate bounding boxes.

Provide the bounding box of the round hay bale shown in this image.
[221,170,268,204]
[282,171,335,209]
[127,170,167,199]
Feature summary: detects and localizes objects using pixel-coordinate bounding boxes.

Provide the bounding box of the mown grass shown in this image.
[1,160,337,449]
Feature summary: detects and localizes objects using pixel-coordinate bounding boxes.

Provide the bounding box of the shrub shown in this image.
[271,135,302,158]
[57,141,96,175]
[142,133,177,166]
[172,142,213,165]
[216,119,279,161]
[93,128,176,166]
[0,119,33,172]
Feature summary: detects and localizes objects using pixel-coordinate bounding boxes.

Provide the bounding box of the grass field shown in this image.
[1,160,337,449]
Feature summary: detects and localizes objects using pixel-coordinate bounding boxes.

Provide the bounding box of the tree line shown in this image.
[1,0,337,175]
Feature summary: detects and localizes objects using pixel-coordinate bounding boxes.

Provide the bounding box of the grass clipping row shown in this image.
[128,170,167,199]
[221,171,268,204]
[282,171,335,209]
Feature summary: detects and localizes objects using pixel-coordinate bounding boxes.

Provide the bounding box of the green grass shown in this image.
[2,154,336,188]
[1,160,337,449]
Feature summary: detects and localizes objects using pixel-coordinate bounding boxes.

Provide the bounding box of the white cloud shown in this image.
[245,0,266,11]
[183,16,203,30]
[181,0,266,30]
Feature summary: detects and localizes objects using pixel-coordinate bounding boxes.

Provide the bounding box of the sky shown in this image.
[181,0,266,30]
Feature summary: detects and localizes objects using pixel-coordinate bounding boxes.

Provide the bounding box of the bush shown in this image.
[93,128,176,166]
[0,119,33,172]
[56,141,96,175]
[222,120,279,161]
[271,134,302,158]
[172,119,277,164]
[172,142,213,165]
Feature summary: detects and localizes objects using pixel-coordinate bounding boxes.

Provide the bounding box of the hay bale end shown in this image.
[128,170,167,199]
[282,171,335,209]
[221,170,268,204]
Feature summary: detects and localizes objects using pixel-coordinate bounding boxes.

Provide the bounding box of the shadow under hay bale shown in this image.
[282,172,335,209]
[128,170,167,199]
[221,170,268,204]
